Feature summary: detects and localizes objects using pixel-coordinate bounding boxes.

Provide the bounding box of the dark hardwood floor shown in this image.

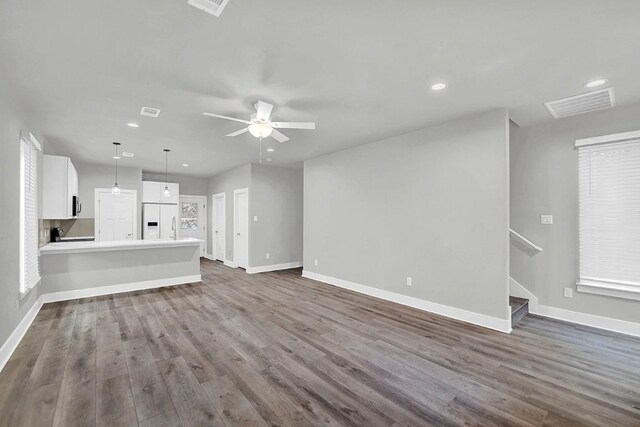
[1,259,640,426]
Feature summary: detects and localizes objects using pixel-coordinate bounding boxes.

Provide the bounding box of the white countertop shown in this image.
[40,238,202,255]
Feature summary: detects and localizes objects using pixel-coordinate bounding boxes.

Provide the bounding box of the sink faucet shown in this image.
[171,216,177,240]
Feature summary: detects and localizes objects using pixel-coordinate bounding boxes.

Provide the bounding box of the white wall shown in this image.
[250,164,303,268]
[207,164,251,262]
[304,109,510,323]
[510,102,640,324]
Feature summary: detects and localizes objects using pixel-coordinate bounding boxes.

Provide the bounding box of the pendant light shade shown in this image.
[163,149,171,197]
[112,142,121,194]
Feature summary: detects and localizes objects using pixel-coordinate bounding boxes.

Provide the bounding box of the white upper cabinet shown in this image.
[43,155,79,219]
[142,181,179,204]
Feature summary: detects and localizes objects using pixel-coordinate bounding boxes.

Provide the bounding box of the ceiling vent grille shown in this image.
[545,88,616,119]
[187,0,230,17]
[140,106,161,118]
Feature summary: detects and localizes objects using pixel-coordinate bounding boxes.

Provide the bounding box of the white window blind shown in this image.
[577,138,640,293]
[20,132,41,294]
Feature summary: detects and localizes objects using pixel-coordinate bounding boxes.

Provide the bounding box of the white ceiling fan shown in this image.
[202,101,315,143]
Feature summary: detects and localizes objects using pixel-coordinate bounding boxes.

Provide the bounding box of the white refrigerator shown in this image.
[142,203,179,240]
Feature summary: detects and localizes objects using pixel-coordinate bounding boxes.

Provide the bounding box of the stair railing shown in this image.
[509,228,543,253]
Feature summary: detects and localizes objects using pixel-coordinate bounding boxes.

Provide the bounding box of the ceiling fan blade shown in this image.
[270,129,290,143]
[255,101,274,121]
[227,128,249,137]
[271,122,316,130]
[202,112,251,124]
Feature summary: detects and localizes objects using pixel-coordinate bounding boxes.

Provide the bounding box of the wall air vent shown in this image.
[187,0,230,17]
[545,88,615,119]
[140,106,161,118]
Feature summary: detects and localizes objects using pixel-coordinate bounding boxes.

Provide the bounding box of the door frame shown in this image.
[233,188,249,269]
[179,194,207,256]
[94,188,137,242]
[211,192,226,262]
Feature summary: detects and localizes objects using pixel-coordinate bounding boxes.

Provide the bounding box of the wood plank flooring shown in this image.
[1,259,640,426]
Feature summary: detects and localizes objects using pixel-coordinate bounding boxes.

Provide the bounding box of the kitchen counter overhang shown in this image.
[39,238,203,301]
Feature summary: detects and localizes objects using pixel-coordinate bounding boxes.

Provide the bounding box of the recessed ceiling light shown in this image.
[266,158,272,162]
[127,122,139,128]
[112,156,121,160]
[122,152,135,158]
[584,79,608,88]
[431,82,447,91]
[182,163,189,167]
[267,148,275,152]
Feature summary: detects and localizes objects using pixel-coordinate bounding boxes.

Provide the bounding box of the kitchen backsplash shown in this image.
[39,218,95,247]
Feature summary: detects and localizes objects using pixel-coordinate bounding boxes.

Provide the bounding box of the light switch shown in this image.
[406,277,413,286]
[540,215,553,225]
[266,253,270,260]
[253,215,258,222]
[564,287,573,298]
[314,259,318,266]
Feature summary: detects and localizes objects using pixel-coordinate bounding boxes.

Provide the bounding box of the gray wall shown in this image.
[510,102,640,323]
[250,164,303,268]
[0,77,44,352]
[142,172,208,196]
[207,164,251,261]
[304,109,510,320]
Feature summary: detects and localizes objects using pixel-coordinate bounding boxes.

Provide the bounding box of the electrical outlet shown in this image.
[253,215,258,222]
[266,252,270,260]
[406,277,412,286]
[541,215,553,225]
[564,287,573,298]
[314,259,318,266]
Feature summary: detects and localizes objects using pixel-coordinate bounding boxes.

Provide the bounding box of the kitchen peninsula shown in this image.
[39,238,202,301]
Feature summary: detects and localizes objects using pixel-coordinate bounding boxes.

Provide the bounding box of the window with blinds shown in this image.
[577,135,640,299]
[20,132,41,294]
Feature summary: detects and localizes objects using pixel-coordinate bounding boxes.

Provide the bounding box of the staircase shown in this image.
[509,296,529,327]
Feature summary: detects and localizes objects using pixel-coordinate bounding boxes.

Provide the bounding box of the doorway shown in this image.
[179,195,207,256]
[211,192,226,262]
[95,189,137,242]
[233,188,249,269]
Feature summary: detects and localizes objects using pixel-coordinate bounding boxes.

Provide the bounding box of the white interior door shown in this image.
[96,189,136,241]
[180,196,206,256]
[212,193,226,261]
[234,189,249,269]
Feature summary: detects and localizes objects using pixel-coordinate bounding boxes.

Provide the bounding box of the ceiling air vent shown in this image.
[545,88,615,119]
[187,0,230,17]
[140,106,161,118]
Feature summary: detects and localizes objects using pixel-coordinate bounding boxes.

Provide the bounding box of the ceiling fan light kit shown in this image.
[203,100,315,144]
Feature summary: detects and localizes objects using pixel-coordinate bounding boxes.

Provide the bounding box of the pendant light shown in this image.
[162,149,171,197]
[112,142,121,194]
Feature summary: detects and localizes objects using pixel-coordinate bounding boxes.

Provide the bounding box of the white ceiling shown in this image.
[2,0,640,177]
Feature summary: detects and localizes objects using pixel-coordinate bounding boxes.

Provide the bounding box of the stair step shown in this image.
[509,296,529,327]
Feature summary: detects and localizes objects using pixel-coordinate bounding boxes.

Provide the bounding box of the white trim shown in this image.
[211,192,226,262]
[204,253,214,261]
[577,281,640,301]
[302,270,511,333]
[41,275,201,304]
[20,130,42,151]
[534,305,640,338]
[0,296,43,373]
[233,188,249,269]
[247,262,302,274]
[575,129,640,148]
[509,277,538,312]
[94,188,138,242]
[224,260,238,268]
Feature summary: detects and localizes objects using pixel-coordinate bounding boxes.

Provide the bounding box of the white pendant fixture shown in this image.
[163,149,171,197]
[112,142,121,194]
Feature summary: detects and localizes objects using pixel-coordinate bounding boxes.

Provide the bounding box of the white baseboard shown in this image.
[302,270,511,333]
[533,305,640,338]
[509,277,538,312]
[0,296,43,373]
[41,275,202,304]
[204,253,214,261]
[223,260,237,269]
[247,262,302,274]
